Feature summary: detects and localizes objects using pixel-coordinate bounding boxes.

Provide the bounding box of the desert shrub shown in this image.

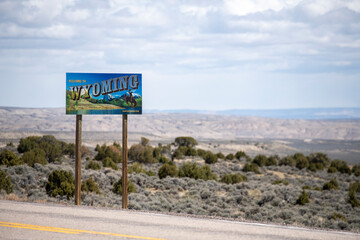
[152,147,162,160]
[347,182,360,208]
[308,152,330,171]
[0,149,22,166]
[0,169,13,194]
[85,160,101,170]
[81,146,90,158]
[102,157,118,170]
[293,153,309,169]
[140,137,150,146]
[64,143,75,157]
[216,152,225,159]
[243,163,260,174]
[21,148,47,167]
[302,185,311,190]
[45,170,75,199]
[221,173,247,184]
[113,178,136,195]
[159,155,170,164]
[272,179,289,186]
[332,212,347,222]
[6,142,14,147]
[279,156,295,167]
[174,137,198,147]
[129,142,155,163]
[18,135,69,163]
[197,149,207,158]
[327,167,338,173]
[253,154,267,167]
[95,143,122,163]
[178,163,217,181]
[172,148,185,160]
[352,165,360,176]
[185,147,197,157]
[235,151,248,160]
[266,155,278,166]
[323,179,339,191]
[129,162,155,176]
[158,162,177,179]
[296,191,310,205]
[329,160,351,175]
[226,153,235,160]
[204,152,218,164]
[81,177,100,194]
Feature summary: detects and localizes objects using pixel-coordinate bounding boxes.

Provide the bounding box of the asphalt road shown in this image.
[0,200,359,240]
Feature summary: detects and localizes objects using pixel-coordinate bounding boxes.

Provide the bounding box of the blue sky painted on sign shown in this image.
[0,0,359,110]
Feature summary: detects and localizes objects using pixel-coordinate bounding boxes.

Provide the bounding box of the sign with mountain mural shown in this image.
[66,73,142,115]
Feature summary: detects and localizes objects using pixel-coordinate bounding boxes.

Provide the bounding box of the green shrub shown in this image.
[279,156,296,167]
[253,154,267,167]
[129,162,145,174]
[216,152,225,159]
[302,185,311,190]
[243,163,260,174]
[347,182,360,208]
[159,155,170,164]
[329,160,351,175]
[296,191,310,205]
[266,155,278,166]
[308,152,330,171]
[6,142,14,147]
[112,178,136,195]
[18,135,69,163]
[64,143,75,157]
[0,169,13,194]
[272,179,289,185]
[185,147,197,157]
[204,152,218,164]
[293,153,309,169]
[174,137,198,147]
[323,179,339,191]
[129,144,155,163]
[178,163,217,181]
[352,165,360,176]
[45,170,75,199]
[332,212,347,222]
[85,160,101,170]
[235,151,248,160]
[226,153,235,160]
[21,148,47,167]
[197,149,207,158]
[327,167,338,173]
[0,149,23,166]
[140,137,150,146]
[158,162,177,179]
[95,143,122,163]
[102,157,118,170]
[221,174,247,184]
[81,178,100,194]
[172,148,184,160]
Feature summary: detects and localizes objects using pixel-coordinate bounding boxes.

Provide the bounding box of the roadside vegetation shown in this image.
[0,135,360,232]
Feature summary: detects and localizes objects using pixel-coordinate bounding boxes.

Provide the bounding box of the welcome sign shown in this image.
[66,73,142,115]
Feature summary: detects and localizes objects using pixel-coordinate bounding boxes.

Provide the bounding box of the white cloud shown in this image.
[224,0,302,16]
[0,0,359,109]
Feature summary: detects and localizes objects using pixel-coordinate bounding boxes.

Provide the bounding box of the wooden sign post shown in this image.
[122,114,128,208]
[75,114,82,205]
[66,73,142,207]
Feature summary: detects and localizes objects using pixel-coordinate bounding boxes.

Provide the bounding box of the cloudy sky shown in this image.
[0,0,359,110]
